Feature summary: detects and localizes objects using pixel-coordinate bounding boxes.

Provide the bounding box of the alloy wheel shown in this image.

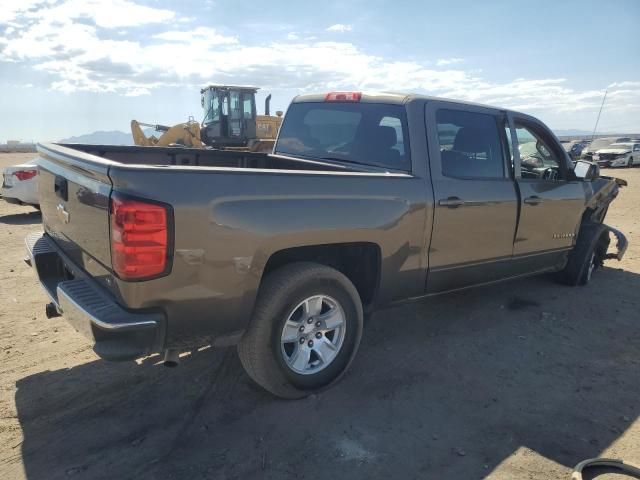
[280,295,346,375]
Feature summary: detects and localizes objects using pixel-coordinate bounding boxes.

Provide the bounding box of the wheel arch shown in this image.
[260,242,382,308]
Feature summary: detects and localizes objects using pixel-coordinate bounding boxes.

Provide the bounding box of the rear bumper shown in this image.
[25,231,164,361]
[1,181,39,206]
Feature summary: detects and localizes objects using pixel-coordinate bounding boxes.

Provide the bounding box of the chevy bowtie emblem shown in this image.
[56,203,70,224]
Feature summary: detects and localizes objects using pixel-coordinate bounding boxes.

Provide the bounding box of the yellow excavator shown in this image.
[131,85,283,152]
[131,117,203,148]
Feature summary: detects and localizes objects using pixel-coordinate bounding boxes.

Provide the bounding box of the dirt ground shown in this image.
[1,151,639,480]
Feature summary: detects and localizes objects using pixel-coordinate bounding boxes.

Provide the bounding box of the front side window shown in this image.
[436,109,505,179]
[275,102,411,170]
[515,123,563,180]
[634,144,640,152]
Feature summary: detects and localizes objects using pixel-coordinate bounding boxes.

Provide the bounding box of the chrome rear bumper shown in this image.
[25,231,164,360]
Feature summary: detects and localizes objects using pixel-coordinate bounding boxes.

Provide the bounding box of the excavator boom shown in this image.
[131,119,204,149]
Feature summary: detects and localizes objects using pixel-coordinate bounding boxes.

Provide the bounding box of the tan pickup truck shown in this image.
[26,92,627,398]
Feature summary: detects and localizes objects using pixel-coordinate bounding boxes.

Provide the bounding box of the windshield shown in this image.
[588,139,615,151]
[275,102,411,171]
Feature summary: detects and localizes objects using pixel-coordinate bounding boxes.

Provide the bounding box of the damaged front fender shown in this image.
[583,175,626,224]
[604,225,628,261]
[580,173,628,261]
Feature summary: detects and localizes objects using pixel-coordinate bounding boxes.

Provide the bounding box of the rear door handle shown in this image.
[524,196,542,205]
[438,197,465,208]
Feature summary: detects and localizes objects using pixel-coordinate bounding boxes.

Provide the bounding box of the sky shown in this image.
[0,0,639,142]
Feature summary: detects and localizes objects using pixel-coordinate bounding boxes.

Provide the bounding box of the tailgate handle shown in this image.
[54,175,68,201]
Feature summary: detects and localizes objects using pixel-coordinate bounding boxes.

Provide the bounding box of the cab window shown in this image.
[243,96,253,119]
[275,102,411,171]
[435,109,505,179]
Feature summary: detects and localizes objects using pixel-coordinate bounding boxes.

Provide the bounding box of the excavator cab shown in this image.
[131,84,282,152]
[200,85,258,147]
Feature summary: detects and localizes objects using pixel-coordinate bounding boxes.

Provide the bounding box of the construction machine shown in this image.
[131,117,203,148]
[131,85,283,152]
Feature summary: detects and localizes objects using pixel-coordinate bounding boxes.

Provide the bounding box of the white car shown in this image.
[594,142,640,168]
[1,159,39,207]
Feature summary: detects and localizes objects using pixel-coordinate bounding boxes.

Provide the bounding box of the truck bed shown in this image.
[56,143,365,172]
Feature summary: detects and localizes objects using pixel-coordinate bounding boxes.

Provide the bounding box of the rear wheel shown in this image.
[238,262,363,398]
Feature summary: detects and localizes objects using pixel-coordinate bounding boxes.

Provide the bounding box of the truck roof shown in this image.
[291,91,517,113]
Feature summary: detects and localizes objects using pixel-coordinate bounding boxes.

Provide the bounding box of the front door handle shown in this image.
[438,197,465,208]
[524,196,543,205]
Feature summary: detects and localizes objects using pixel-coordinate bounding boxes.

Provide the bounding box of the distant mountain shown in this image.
[59,128,164,146]
[60,130,134,145]
[554,129,640,140]
[553,129,592,137]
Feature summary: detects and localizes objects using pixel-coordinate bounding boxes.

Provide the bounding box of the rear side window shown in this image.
[275,102,411,171]
[436,109,505,179]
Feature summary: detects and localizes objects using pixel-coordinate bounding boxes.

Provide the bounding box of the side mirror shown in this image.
[572,160,599,180]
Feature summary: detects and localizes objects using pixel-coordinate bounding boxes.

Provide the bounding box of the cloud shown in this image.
[9,0,175,29]
[607,81,640,89]
[436,57,463,66]
[326,24,352,32]
[0,0,54,24]
[153,27,238,45]
[0,0,638,127]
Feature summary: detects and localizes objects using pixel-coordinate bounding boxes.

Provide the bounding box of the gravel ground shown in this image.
[1,152,639,480]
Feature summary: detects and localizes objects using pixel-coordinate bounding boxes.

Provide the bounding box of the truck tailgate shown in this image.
[36,143,113,271]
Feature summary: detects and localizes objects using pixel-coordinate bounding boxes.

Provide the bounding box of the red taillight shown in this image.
[13,169,37,181]
[324,92,362,102]
[109,193,171,280]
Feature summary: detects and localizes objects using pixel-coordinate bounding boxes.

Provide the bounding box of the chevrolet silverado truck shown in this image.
[26,92,627,398]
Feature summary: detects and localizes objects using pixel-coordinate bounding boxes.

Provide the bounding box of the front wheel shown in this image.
[557,223,610,286]
[629,157,634,167]
[238,262,363,399]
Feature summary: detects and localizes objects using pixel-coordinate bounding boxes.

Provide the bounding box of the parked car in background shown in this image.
[581,137,632,161]
[561,140,587,159]
[1,159,39,207]
[594,142,640,168]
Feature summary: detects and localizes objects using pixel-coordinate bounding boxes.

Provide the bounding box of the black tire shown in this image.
[238,262,363,399]
[629,157,634,167]
[557,223,610,286]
